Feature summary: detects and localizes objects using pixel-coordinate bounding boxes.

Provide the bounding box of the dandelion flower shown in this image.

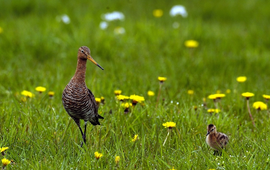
[158,76,167,83]
[101,96,105,104]
[188,90,194,95]
[121,102,132,108]
[1,158,11,167]
[147,91,155,96]
[207,109,220,113]
[35,86,46,93]
[21,90,34,98]
[114,90,122,95]
[117,95,129,101]
[237,76,247,83]
[226,89,231,93]
[242,92,254,99]
[48,91,55,97]
[94,152,103,160]
[132,134,139,142]
[169,167,177,170]
[0,147,8,153]
[253,101,267,110]
[215,93,225,99]
[130,95,145,105]
[162,122,176,129]
[208,94,217,100]
[153,9,163,17]
[95,98,101,104]
[115,156,120,164]
[184,40,199,48]
[263,94,270,100]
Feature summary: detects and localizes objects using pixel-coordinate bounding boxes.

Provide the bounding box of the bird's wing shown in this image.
[87,88,98,115]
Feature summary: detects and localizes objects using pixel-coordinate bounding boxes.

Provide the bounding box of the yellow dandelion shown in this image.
[184,40,199,48]
[95,98,101,104]
[263,94,270,100]
[215,93,225,99]
[132,134,139,142]
[253,101,267,110]
[0,147,8,153]
[21,90,34,98]
[237,76,247,83]
[35,86,46,93]
[1,158,11,166]
[242,92,254,99]
[121,102,132,108]
[208,94,217,100]
[130,95,145,104]
[162,122,176,129]
[153,9,163,17]
[158,76,167,82]
[188,90,194,95]
[147,91,155,96]
[48,91,55,97]
[226,89,231,93]
[207,109,220,113]
[116,95,130,101]
[115,156,120,164]
[94,152,103,160]
[169,167,177,170]
[114,90,122,95]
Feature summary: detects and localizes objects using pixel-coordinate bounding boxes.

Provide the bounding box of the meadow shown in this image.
[1,0,270,169]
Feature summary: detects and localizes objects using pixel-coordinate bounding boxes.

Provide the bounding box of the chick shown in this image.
[206,124,229,155]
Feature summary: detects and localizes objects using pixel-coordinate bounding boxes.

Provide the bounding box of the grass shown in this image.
[1,0,270,169]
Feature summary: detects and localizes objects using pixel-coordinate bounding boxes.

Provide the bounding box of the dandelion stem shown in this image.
[156,83,162,108]
[163,130,170,146]
[246,99,255,127]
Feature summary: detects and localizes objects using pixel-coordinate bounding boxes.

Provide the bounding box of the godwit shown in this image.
[62,46,104,146]
[206,124,228,155]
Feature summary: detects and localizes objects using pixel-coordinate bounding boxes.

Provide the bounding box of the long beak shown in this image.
[87,55,104,70]
[206,132,210,136]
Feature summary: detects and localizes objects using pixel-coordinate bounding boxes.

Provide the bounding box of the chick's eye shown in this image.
[81,50,84,53]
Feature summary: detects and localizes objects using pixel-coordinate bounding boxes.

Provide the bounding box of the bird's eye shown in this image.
[211,129,214,131]
[81,50,84,53]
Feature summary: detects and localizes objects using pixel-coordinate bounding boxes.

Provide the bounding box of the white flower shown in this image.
[102,11,125,21]
[170,5,188,17]
[61,14,70,24]
[99,21,108,30]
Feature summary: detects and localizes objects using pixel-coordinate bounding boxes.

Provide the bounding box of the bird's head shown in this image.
[206,124,216,136]
[78,46,104,70]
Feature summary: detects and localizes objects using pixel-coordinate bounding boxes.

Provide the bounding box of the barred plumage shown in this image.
[206,124,228,155]
[62,46,104,147]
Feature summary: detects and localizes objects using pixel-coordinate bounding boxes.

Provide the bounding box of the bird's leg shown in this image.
[83,121,87,144]
[74,119,85,147]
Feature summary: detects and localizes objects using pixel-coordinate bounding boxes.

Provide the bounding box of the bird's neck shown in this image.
[73,58,87,83]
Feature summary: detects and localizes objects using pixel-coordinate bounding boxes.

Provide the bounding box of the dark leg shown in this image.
[214,150,222,156]
[74,119,85,147]
[80,121,87,147]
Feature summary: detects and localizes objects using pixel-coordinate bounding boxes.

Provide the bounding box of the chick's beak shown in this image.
[206,131,210,136]
[87,55,104,70]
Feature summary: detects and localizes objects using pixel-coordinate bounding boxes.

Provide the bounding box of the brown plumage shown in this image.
[206,124,228,155]
[62,46,104,146]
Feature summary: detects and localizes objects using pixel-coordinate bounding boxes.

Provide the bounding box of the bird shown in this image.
[206,124,228,155]
[62,46,104,147]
